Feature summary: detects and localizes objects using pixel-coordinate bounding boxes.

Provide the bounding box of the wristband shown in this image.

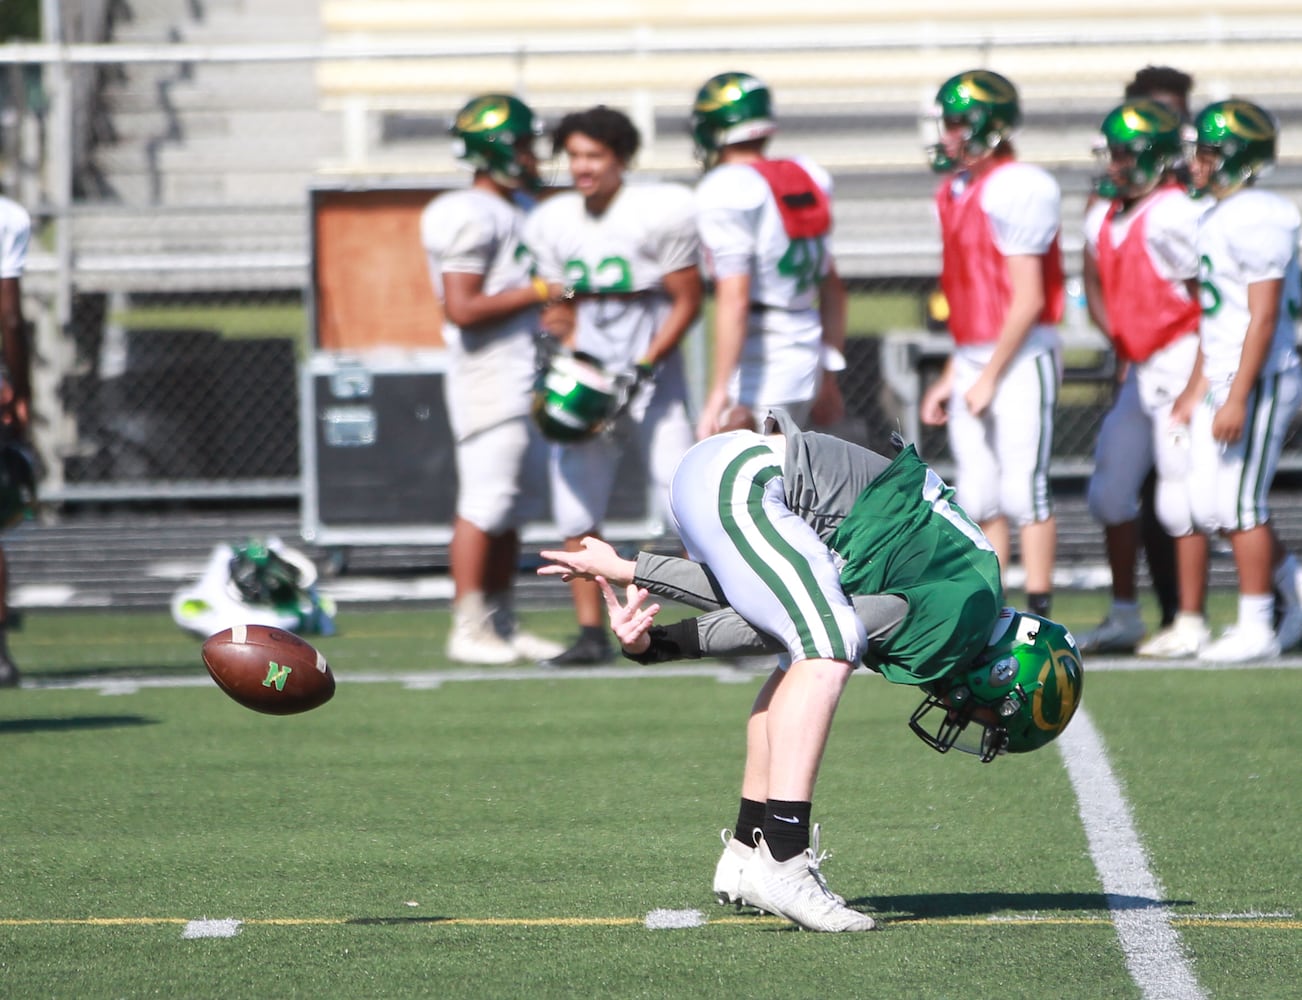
[531,276,550,302]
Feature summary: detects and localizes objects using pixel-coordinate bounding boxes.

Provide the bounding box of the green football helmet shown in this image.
[0,443,36,530]
[927,69,1021,172]
[1094,99,1184,199]
[689,72,776,166]
[532,349,624,443]
[1189,98,1278,198]
[450,94,542,190]
[910,609,1083,762]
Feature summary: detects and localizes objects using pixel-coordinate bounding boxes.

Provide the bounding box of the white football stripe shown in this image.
[231,624,247,644]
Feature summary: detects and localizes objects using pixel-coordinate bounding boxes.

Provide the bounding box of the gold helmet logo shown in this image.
[1032,648,1082,734]
[1121,102,1179,135]
[696,74,760,112]
[457,97,509,133]
[958,71,1017,105]
[1220,100,1276,141]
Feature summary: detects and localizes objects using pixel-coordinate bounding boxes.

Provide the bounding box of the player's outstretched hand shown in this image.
[537,537,637,585]
[598,576,659,654]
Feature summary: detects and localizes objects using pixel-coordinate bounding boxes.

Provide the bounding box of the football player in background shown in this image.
[538,408,1083,932]
[524,106,701,667]
[1076,66,1194,653]
[1172,99,1302,662]
[419,94,566,665]
[0,188,31,687]
[1076,99,1213,658]
[689,72,846,438]
[919,69,1063,619]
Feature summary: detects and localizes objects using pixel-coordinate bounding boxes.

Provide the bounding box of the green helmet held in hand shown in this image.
[532,348,624,443]
[1094,99,1184,200]
[1189,98,1278,198]
[450,94,543,190]
[689,72,776,167]
[910,609,1083,761]
[926,69,1021,173]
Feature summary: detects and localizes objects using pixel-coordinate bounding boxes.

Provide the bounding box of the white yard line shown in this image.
[1058,708,1207,1000]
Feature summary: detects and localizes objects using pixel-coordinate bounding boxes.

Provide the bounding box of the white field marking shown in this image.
[27,663,771,696]
[645,909,706,929]
[1058,708,1208,1000]
[182,919,242,939]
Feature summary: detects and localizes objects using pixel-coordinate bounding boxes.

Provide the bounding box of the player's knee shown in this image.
[1154,483,1194,538]
[458,493,521,535]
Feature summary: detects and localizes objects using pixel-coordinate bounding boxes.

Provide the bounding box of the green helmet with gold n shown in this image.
[450,93,543,190]
[927,69,1021,172]
[1094,99,1185,199]
[689,72,776,166]
[910,608,1083,761]
[1189,98,1278,198]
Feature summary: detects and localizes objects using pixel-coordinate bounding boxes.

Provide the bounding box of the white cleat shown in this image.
[446,621,519,665]
[1136,614,1211,659]
[505,629,565,661]
[712,829,755,907]
[737,831,875,932]
[1197,624,1281,664]
[1076,609,1146,654]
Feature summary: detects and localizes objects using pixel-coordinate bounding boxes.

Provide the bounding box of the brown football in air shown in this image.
[201,624,334,715]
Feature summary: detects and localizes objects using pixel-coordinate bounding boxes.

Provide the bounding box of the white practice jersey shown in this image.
[1083,186,1208,285]
[1196,187,1302,386]
[696,156,835,408]
[0,196,31,278]
[420,187,540,438]
[695,156,833,311]
[524,182,698,370]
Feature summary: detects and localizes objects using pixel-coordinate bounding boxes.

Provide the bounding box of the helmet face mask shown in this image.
[1187,99,1278,199]
[450,94,544,191]
[690,72,775,167]
[909,609,1083,762]
[926,70,1021,173]
[1093,99,1184,200]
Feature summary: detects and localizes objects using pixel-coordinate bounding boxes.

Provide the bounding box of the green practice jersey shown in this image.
[827,445,1003,685]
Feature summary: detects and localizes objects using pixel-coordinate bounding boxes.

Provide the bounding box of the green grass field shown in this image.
[2,599,1299,999]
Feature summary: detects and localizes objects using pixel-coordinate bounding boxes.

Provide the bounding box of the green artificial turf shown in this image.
[0,603,1297,999]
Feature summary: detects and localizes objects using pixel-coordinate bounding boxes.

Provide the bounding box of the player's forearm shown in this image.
[817,268,847,354]
[633,552,728,611]
[622,608,784,664]
[708,274,750,394]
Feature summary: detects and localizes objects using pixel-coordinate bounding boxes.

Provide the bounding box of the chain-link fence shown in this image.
[8,2,1302,509]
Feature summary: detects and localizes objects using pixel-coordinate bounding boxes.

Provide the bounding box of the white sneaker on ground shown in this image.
[446,619,519,665]
[712,830,754,906]
[1197,623,1281,664]
[737,831,875,932]
[1076,608,1146,654]
[1136,614,1211,659]
[505,629,565,661]
[1276,604,1302,652]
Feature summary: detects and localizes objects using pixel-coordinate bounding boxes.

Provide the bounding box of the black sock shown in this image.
[763,799,812,862]
[1027,592,1052,618]
[733,798,765,848]
[580,625,609,645]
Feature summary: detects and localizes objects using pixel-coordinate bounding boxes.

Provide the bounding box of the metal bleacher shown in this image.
[65,0,1302,289]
